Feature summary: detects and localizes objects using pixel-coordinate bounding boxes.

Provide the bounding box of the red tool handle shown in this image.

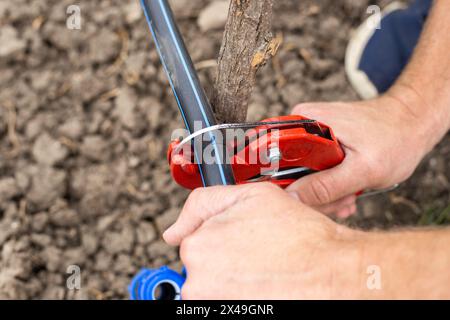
[168,115,345,190]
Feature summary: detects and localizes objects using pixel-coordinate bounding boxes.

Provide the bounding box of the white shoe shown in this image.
[345,2,406,100]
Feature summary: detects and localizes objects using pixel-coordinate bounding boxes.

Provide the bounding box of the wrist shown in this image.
[352,229,450,299]
[328,227,416,299]
[387,82,450,154]
[326,226,370,299]
[329,228,399,299]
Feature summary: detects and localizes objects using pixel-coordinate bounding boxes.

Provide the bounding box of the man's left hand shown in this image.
[163,183,362,300]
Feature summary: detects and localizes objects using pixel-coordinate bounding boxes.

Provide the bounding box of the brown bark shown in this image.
[212,0,280,123]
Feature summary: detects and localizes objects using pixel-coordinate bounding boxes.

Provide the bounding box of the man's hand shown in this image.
[163,183,450,300]
[289,91,443,218]
[289,0,450,217]
[164,183,362,299]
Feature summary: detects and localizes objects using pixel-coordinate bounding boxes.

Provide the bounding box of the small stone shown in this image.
[64,248,86,266]
[139,97,163,130]
[140,182,151,192]
[94,250,113,272]
[87,111,104,134]
[49,209,79,228]
[197,1,230,32]
[169,0,203,18]
[88,29,120,64]
[0,178,20,203]
[124,1,142,24]
[102,225,135,255]
[113,254,135,274]
[147,240,177,261]
[321,16,341,35]
[80,135,109,162]
[282,59,306,82]
[281,84,305,107]
[133,202,163,220]
[31,212,49,232]
[14,171,30,191]
[97,213,119,232]
[25,116,44,140]
[309,58,335,78]
[41,246,63,272]
[30,233,52,247]
[155,208,179,233]
[0,222,14,246]
[71,162,127,218]
[246,102,267,122]
[59,118,84,140]
[71,70,107,103]
[0,2,11,20]
[41,286,65,300]
[82,231,99,255]
[0,25,26,58]
[0,269,28,299]
[136,222,157,245]
[125,52,146,80]
[32,133,68,166]
[30,70,53,92]
[128,156,140,168]
[27,167,67,210]
[114,87,138,129]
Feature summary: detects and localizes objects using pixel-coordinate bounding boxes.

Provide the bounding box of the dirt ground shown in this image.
[0,0,448,299]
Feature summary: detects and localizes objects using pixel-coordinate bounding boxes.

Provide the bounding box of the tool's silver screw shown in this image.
[268,146,282,163]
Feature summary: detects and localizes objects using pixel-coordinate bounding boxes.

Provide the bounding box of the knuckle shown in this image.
[264,182,285,194]
[364,153,388,184]
[257,182,280,193]
[242,182,282,200]
[183,189,203,212]
[179,238,195,265]
[308,177,332,205]
[188,188,202,204]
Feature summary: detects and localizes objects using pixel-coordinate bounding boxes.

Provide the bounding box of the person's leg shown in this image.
[346,0,433,99]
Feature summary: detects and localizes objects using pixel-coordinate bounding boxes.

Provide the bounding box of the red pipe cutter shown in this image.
[167,115,345,190]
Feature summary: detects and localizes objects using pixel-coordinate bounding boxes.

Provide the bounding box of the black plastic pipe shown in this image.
[140,0,235,187]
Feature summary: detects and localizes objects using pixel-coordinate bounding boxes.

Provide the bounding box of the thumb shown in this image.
[286,159,363,207]
[163,184,261,246]
[292,103,332,121]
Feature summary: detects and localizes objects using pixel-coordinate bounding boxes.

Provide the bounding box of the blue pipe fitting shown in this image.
[129,267,186,300]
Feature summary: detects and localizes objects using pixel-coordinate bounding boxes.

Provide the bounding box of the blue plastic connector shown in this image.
[128,267,186,300]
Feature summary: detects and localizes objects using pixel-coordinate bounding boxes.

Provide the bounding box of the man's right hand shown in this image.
[288,89,444,218]
[289,0,450,218]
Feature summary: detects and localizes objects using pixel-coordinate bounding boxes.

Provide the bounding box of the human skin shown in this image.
[161,1,450,300]
[288,0,450,217]
[164,183,450,299]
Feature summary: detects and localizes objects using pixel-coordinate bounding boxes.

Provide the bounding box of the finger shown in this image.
[286,159,365,207]
[336,203,358,219]
[163,184,264,246]
[315,195,357,216]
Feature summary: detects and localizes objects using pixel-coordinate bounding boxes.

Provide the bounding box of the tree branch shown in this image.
[212,0,279,123]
